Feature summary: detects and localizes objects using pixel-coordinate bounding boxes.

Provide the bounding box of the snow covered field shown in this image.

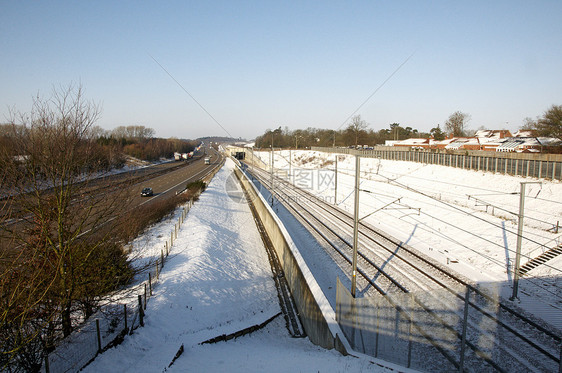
[84,159,391,373]
[251,149,562,332]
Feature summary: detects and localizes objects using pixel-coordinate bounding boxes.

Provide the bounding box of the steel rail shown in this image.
[269,165,561,363]
[246,165,467,369]
[246,163,560,370]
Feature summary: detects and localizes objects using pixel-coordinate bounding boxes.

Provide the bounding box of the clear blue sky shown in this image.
[1,1,561,140]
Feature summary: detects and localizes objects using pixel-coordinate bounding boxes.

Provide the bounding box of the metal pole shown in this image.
[351,155,360,297]
[407,295,413,368]
[289,148,292,184]
[511,182,526,300]
[334,155,338,204]
[511,181,540,300]
[270,146,274,206]
[459,287,470,371]
[124,304,128,331]
[96,319,102,353]
[138,295,144,327]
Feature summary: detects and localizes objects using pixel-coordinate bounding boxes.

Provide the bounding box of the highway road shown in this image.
[133,147,224,209]
[0,147,225,250]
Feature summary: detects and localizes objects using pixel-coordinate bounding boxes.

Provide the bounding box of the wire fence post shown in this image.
[44,354,50,373]
[149,273,152,296]
[138,295,144,327]
[96,319,102,354]
[171,231,174,247]
[161,250,164,268]
[124,304,128,332]
[156,260,159,280]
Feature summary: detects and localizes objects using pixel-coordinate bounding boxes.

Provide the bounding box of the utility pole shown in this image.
[270,129,275,206]
[510,181,541,300]
[351,155,360,297]
[270,146,274,206]
[334,155,338,204]
[289,148,292,185]
[251,147,254,173]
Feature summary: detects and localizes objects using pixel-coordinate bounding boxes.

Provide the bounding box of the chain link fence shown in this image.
[335,278,560,372]
[42,202,193,373]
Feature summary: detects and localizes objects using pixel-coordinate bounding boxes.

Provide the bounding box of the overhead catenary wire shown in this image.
[334,164,560,248]
[270,151,562,275]
[255,156,562,320]
[336,51,416,130]
[353,168,562,273]
[258,150,562,312]
[148,53,233,139]
[334,158,562,212]
[380,207,562,302]
[263,150,561,245]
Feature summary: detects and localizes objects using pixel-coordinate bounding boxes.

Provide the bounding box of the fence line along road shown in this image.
[312,146,562,181]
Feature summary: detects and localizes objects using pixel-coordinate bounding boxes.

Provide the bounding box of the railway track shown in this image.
[244,163,561,372]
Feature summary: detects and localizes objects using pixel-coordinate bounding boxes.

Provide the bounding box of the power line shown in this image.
[148,53,233,138]
[337,51,416,130]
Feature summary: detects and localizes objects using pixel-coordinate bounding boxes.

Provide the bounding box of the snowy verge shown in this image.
[84,158,393,372]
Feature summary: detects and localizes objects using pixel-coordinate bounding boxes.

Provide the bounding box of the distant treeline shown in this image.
[0,123,199,167]
[91,125,199,162]
[254,118,433,149]
[255,104,562,149]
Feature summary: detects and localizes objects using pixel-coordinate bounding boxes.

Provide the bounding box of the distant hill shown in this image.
[198,136,249,144]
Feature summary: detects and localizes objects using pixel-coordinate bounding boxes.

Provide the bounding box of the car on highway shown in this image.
[141,187,154,197]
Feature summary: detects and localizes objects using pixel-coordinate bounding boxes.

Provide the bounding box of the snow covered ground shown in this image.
[84,158,391,373]
[250,149,562,332]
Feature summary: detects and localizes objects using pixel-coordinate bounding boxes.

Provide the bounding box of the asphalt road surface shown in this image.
[134,147,224,209]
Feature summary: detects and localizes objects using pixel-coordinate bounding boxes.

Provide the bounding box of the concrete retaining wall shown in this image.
[234,166,349,354]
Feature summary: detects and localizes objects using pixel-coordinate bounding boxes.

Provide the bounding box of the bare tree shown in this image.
[0,85,134,370]
[520,117,537,130]
[347,115,369,146]
[111,125,155,141]
[444,111,471,137]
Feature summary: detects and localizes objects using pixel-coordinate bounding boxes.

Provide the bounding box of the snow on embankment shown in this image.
[85,158,389,373]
